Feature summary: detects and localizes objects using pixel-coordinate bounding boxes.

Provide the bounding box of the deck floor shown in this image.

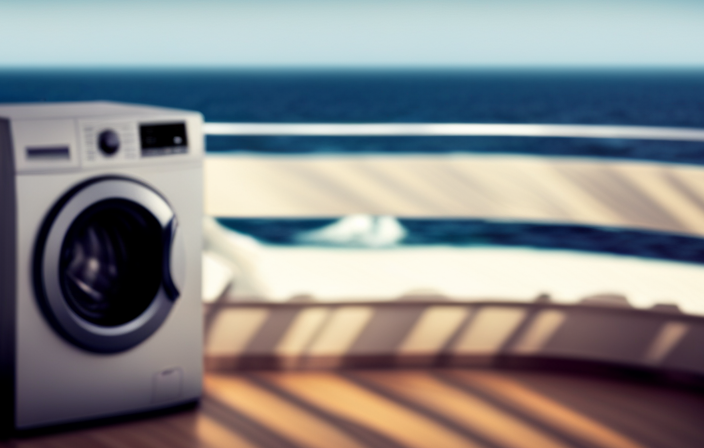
[6,369,704,448]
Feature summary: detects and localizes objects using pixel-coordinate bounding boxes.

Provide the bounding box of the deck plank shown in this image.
[5,369,704,448]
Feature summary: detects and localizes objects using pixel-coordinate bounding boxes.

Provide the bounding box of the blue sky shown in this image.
[1,0,703,68]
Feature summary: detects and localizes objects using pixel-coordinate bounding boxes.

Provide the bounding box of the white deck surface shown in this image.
[204,154,704,238]
[203,233,704,316]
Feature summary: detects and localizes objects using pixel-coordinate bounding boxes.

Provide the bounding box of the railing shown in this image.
[203,122,704,141]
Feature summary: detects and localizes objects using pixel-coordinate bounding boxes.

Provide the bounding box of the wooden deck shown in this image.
[5,368,704,448]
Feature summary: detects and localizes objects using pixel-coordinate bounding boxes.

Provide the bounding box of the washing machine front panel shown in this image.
[34,177,185,353]
[4,102,203,431]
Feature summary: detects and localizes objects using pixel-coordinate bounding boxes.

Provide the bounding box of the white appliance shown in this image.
[0,102,203,432]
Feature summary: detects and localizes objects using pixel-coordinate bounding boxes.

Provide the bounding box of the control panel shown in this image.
[5,103,202,174]
[80,120,190,167]
[82,121,140,165]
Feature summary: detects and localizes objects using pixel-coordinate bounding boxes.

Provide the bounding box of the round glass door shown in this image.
[61,199,163,327]
[34,177,183,353]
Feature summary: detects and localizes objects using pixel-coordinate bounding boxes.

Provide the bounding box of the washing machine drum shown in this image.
[34,177,186,353]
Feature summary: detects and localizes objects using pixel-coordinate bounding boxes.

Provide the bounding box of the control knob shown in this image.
[98,129,120,156]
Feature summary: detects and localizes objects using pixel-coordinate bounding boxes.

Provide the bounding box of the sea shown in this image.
[3,68,704,262]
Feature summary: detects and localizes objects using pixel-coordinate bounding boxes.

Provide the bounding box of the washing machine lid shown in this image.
[34,177,184,353]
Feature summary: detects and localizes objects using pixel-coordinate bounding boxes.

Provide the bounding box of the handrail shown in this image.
[203,123,704,142]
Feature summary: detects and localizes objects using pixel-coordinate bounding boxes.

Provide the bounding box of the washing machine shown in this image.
[0,102,203,433]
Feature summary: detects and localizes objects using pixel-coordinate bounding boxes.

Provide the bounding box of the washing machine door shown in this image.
[34,177,185,353]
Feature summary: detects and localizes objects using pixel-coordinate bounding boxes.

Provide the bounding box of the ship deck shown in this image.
[6,368,704,448]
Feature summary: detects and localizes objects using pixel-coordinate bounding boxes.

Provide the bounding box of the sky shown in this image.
[1,0,703,68]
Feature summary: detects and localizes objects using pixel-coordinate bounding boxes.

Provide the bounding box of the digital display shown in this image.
[139,122,188,156]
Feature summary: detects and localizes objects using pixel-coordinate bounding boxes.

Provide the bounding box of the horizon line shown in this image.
[2,65,704,72]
